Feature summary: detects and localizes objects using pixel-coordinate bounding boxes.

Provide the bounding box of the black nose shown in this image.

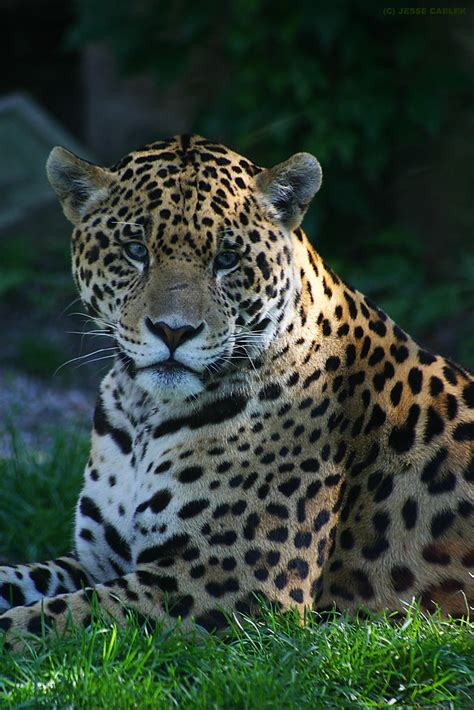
[145,318,204,354]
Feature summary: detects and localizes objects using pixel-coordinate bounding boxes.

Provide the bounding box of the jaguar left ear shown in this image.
[46,147,114,225]
[256,152,322,230]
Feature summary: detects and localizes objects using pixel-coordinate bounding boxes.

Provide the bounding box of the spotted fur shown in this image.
[1,135,472,648]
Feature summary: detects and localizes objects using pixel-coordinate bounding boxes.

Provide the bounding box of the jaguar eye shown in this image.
[123,241,148,263]
[214,251,240,271]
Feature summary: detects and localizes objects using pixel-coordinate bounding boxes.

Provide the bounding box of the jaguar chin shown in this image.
[135,361,205,399]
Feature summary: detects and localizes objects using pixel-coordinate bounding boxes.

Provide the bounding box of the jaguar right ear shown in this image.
[256,152,322,231]
[46,147,114,225]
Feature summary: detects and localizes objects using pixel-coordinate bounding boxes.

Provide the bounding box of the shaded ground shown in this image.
[1,229,107,457]
[0,369,94,458]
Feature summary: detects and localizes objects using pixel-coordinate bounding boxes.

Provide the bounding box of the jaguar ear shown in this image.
[256,152,322,230]
[46,147,114,225]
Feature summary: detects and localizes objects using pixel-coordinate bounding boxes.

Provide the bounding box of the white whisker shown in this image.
[65,330,115,340]
[54,347,119,376]
[72,353,118,370]
[59,296,83,318]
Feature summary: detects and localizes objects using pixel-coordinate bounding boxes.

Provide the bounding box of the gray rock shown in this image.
[0,92,90,232]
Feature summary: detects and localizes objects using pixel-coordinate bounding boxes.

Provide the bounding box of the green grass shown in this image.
[1,606,472,708]
[0,431,87,563]
[0,433,473,708]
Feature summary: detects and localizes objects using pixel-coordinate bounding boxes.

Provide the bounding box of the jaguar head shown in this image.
[47,136,322,400]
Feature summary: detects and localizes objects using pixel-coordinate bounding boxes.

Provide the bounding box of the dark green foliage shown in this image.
[0,232,72,308]
[15,338,66,377]
[0,235,37,298]
[0,232,77,376]
[342,228,474,365]
[70,0,470,243]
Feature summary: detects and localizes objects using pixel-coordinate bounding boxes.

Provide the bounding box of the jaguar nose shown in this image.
[145,318,204,354]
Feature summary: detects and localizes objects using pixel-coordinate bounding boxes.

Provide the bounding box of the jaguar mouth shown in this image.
[144,358,199,375]
[133,355,205,398]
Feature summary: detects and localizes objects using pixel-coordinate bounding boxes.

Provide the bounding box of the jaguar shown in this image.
[0,134,472,648]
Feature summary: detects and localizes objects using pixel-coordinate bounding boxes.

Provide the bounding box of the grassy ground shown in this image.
[0,434,473,708]
[1,604,472,708]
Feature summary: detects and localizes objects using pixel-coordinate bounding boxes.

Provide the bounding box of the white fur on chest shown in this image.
[73,365,257,581]
[74,415,195,579]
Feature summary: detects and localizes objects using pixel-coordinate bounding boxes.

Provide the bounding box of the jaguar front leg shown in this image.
[0,554,93,614]
[0,557,255,649]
